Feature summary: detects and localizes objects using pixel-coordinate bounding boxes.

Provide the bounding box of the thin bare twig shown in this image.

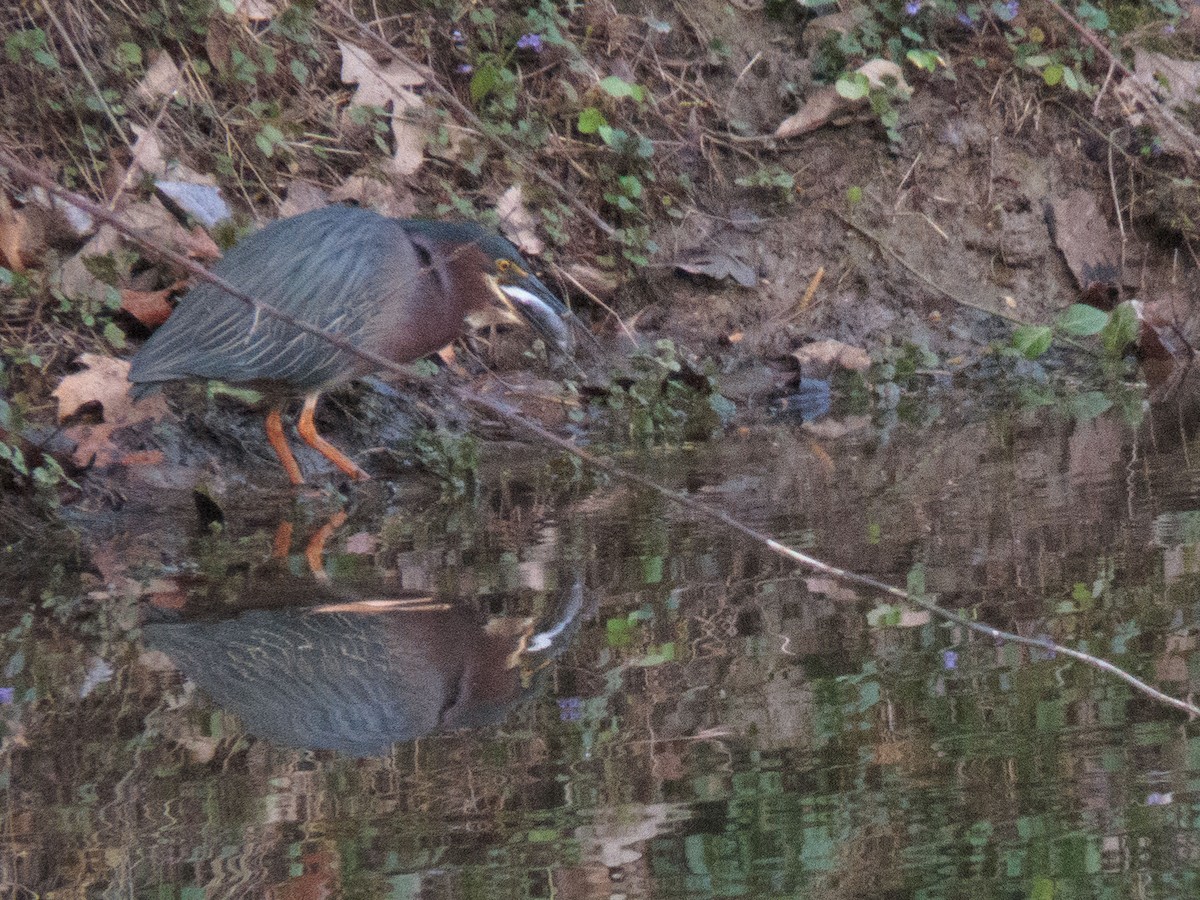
[37,0,130,152]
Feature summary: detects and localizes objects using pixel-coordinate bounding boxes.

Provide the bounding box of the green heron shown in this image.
[128,205,576,484]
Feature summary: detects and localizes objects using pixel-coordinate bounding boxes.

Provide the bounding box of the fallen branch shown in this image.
[1,149,1194,718]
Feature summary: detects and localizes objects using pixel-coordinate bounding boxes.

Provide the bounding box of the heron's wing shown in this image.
[128,208,416,392]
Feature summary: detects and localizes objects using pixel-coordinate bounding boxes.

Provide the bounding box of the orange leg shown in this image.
[297,392,369,481]
[265,406,304,486]
[305,509,348,578]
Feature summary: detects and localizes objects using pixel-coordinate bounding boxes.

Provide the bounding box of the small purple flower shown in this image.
[456,63,473,74]
[1164,24,1176,34]
[996,0,1019,21]
[451,29,466,47]
[0,687,13,704]
[942,649,958,670]
[1146,792,1173,806]
[516,33,544,53]
[957,11,975,27]
[557,697,582,722]
[905,1,921,14]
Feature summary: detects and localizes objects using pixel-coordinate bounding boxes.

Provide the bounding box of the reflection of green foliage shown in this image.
[596,340,733,446]
[413,428,481,497]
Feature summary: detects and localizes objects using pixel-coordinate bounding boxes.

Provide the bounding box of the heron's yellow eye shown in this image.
[495,258,528,280]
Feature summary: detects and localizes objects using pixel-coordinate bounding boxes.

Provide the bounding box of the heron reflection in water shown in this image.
[144,576,586,756]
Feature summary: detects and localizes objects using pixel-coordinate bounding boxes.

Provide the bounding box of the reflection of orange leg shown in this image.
[305,509,348,578]
[298,393,369,481]
[271,520,294,559]
[265,407,304,486]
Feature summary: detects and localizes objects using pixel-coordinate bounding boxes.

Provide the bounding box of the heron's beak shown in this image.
[488,273,576,355]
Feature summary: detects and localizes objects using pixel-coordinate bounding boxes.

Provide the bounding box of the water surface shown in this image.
[3,395,1200,898]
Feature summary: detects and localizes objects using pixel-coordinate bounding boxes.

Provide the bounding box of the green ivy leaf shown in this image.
[1057,303,1108,337]
[103,321,127,350]
[577,106,606,134]
[1012,324,1053,359]
[835,72,869,101]
[598,75,645,102]
[1066,391,1113,421]
[117,42,142,67]
[1100,302,1138,356]
[1075,2,1109,30]
[469,64,502,104]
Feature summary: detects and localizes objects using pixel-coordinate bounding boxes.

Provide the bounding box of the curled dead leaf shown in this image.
[858,59,911,96]
[155,180,231,230]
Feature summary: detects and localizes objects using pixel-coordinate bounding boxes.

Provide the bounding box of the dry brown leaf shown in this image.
[793,338,871,373]
[675,249,758,287]
[54,353,138,422]
[1115,52,1200,156]
[775,59,909,139]
[564,262,621,298]
[26,186,94,239]
[0,193,28,271]
[1132,298,1193,362]
[124,198,221,260]
[1130,50,1200,111]
[156,179,230,229]
[775,85,850,139]
[278,181,331,218]
[337,39,428,176]
[858,59,911,96]
[185,225,221,261]
[389,104,428,176]
[134,52,183,103]
[330,175,418,218]
[128,123,168,178]
[338,39,424,106]
[120,283,182,328]
[205,16,234,77]
[235,0,276,21]
[57,225,122,304]
[52,354,168,467]
[496,185,545,255]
